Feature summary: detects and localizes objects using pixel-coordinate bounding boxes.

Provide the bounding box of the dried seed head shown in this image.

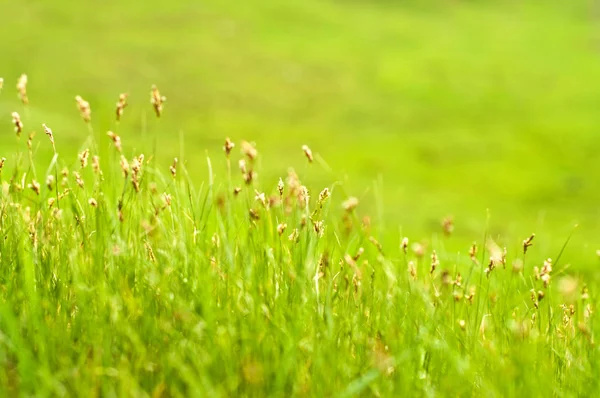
[313,220,325,237]
[369,236,383,254]
[441,216,454,236]
[412,242,425,258]
[523,233,535,254]
[302,145,313,163]
[150,85,166,117]
[169,158,178,179]
[401,237,409,254]
[88,198,98,207]
[458,320,466,331]
[92,155,100,174]
[318,187,330,204]
[224,138,235,157]
[11,112,23,136]
[233,187,242,196]
[73,172,84,188]
[116,93,128,121]
[342,197,359,212]
[42,124,55,151]
[540,258,553,288]
[241,141,258,161]
[107,131,122,153]
[120,155,130,178]
[163,193,172,207]
[75,95,91,123]
[26,132,35,150]
[277,223,287,235]
[288,228,300,243]
[79,149,90,168]
[46,175,54,190]
[28,180,40,195]
[47,197,56,208]
[0,157,5,170]
[277,178,284,197]
[430,250,439,274]
[408,261,417,280]
[17,74,28,104]
[254,190,267,207]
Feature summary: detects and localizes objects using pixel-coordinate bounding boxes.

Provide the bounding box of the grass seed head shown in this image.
[241,141,258,161]
[430,250,439,274]
[408,260,417,280]
[318,187,330,204]
[169,158,178,179]
[28,179,40,195]
[342,196,359,212]
[442,216,454,236]
[11,112,23,136]
[88,198,98,207]
[224,138,235,157]
[92,155,100,174]
[17,74,28,104]
[116,93,128,121]
[302,145,313,163]
[73,172,84,188]
[277,178,284,197]
[75,95,91,123]
[401,237,409,254]
[523,233,535,254]
[277,223,287,235]
[151,85,166,117]
[107,131,122,153]
[120,155,130,178]
[42,124,55,151]
[46,175,54,190]
[0,157,5,171]
[79,149,90,168]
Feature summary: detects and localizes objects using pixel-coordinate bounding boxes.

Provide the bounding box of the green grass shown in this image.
[0,121,597,396]
[1,0,600,395]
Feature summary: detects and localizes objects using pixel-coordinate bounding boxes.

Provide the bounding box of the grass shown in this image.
[1,0,600,395]
[0,91,598,396]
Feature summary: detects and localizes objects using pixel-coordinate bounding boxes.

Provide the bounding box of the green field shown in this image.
[1,0,600,396]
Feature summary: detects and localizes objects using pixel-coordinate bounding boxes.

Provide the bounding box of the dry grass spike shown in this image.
[116,93,128,121]
[75,95,91,123]
[151,85,166,117]
[302,145,313,163]
[17,74,28,104]
[11,112,23,137]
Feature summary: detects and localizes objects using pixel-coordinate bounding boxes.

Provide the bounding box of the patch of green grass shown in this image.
[0,110,597,395]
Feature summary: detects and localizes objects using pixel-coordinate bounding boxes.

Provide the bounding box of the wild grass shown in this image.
[0,79,598,397]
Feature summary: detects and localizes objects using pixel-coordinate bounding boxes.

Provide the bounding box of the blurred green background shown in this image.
[1,0,599,266]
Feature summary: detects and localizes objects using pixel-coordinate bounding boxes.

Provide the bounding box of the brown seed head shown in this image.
[401,237,409,254]
[79,149,90,168]
[17,74,28,104]
[26,132,35,150]
[107,131,122,153]
[42,124,55,150]
[92,155,100,174]
[88,198,98,207]
[224,138,235,157]
[120,155,130,178]
[342,197,359,212]
[151,85,166,117]
[277,223,287,236]
[523,233,535,254]
[241,141,258,161]
[46,175,54,190]
[0,157,5,170]
[302,145,313,163]
[28,180,41,195]
[277,178,284,197]
[430,250,439,274]
[11,112,23,136]
[75,95,91,123]
[73,172,84,188]
[169,158,178,179]
[441,216,454,236]
[116,93,128,121]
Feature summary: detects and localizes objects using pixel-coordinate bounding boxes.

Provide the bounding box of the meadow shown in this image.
[1,0,600,396]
